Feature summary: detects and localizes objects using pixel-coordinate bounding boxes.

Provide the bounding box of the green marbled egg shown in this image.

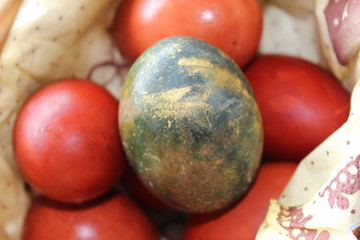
[119,36,263,213]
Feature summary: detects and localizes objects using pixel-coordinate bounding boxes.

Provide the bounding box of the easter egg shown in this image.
[119,36,263,213]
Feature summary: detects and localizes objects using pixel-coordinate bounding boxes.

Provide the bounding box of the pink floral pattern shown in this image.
[319,154,360,210]
[276,205,330,240]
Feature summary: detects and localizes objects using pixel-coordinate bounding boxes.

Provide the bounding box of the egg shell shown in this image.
[118,36,263,214]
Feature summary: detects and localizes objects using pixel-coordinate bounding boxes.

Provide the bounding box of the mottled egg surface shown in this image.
[119,36,263,213]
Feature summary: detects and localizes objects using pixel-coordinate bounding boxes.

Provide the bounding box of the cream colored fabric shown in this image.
[315,0,360,92]
[259,3,327,67]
